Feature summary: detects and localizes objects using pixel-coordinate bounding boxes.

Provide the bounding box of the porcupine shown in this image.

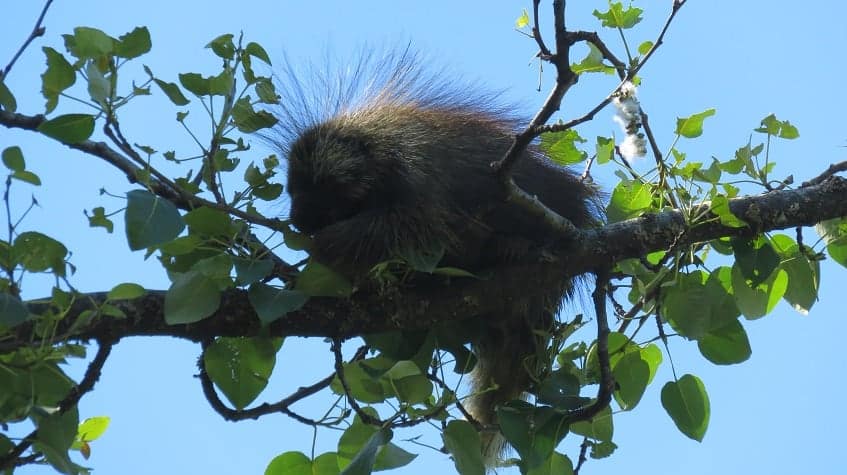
[270,50,601,465]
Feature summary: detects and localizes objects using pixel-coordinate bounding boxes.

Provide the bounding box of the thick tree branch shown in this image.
[5,176,845,348]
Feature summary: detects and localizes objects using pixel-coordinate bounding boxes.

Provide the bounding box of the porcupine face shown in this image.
[286,123,393,234]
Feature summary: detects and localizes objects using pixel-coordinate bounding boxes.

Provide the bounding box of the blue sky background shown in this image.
[2,1,846,474]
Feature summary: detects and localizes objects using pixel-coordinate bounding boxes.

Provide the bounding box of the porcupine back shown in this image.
[268,48,601,465]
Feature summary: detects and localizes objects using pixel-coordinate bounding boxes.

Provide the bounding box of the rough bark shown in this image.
[7,175,846,349]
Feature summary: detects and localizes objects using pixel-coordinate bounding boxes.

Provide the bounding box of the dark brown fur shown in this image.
[272,51,601,465]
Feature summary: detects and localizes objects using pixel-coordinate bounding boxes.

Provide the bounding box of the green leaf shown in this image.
[595,136,614,164]
[313,453,341,475]
[331,359,389,403]
[12,231,68,275]
[0,292,29,327]
[254,78,279,104]
[384,361,433,404]
[85,60,111,107]
[731,265,788,320]
[637,41,654,56]
[612,350,650,410]
[526,452,574,475]
[338,426,393,475]
[2,146,25,172]
[245,42,272,65]
[710,195,745,228]
[592,3,643,29]
[606,180,652,223]
[675,109,716,138]
[2,149,39,186]
[75,416,110,443]
[697,319,751,365]
[125,189,185,250]
[66,27,115,59]
[296,261,353,297]
[37,114,95,144]
[570,406,613,442]
[107,282,145,300]
[179,72,211,96]
[207,34,236,60]
[0,363,74,422]
[150,76,190,105]
[114,27,151,59]
[203,336,281,409]
[184,206,235,237]
[87,206,114,232]
[771,233,819,314]
[265,451,340,475]
[755,114,800,139]
[816,217,847,269]
[540,130,588,164]
[41,47,76,113]
[498,401,569,469]
[34,408,80,475]
[12,170,42,186]
[661,374,710,441]
[373,442,416,471]
[587,440,618,459]
[731,237,780,287]
[179,69,234,96]
[233,257,274,285]
[265,451,312,475]
[662,269,739,339]
[571,43,615,75]
[232,96,278,132]
[515,9,530,29]
[443,420,484,475]
[253,183,284,201]
[536,369,583,410]
[164,270,221,324]
[0,78,17,112]
[248,284,308,324]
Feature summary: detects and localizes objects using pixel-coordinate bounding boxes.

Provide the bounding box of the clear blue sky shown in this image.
[3,1,846,474]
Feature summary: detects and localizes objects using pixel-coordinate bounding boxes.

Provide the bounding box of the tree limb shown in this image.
[5,176,845,349]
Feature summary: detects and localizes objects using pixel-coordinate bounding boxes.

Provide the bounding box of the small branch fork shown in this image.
[493,0,688,238]
[0,0,54,81]
[0,0,298,282]
[0,339,114,471]
[196,340,367,426]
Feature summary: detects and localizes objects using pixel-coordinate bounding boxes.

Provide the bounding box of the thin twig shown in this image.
[197,341,368,425]
[0,110,288,232]
[531,0,551,57]
[567,271,614,422]
[537,0,689,136]
[570,30,627,78]
[802,160,847,187]
[494,0,579,179]
[573,437,592,475]
[331,338,383,425]
[0,0,54,80]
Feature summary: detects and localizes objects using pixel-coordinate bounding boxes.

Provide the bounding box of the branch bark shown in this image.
[8,176,846,349]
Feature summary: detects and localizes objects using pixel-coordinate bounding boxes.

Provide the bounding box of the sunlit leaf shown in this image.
[661,374,710,441]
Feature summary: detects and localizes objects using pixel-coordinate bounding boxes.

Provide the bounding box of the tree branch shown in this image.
[0,110,287,232]
[5,176,845,348]
[0,0,54,81]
